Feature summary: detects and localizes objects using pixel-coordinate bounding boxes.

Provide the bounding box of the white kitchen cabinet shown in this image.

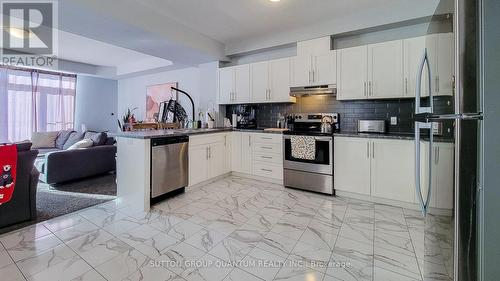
[291,55,312,87]
[335,136,417,203]
[425,33,454,97]
[250,61,269,103]
[209,141,227,178]
[269,58,294,102]
[224,134,232,174]
[336,45,368,100]
[312,51,336,86]
[419,142,454,210]
[218,65,250,104]
[404,36,430,97]
[250,58,294,103]
[241,132,253,174]
[435,33,454,96]
[368,40,404,99]
[189,133,229,186]
[188,144,210,186]
[234,65,250,103]
[219,67,234,104]
[334,137,371,195]
[291,51,336,87]
[370,139,415,203]
[297,37,331,56]
[231,132,242,173]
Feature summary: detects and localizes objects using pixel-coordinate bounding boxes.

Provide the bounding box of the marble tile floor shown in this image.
[0,176,453,281]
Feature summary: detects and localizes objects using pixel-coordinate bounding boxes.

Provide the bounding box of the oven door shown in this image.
[283,135,333,175]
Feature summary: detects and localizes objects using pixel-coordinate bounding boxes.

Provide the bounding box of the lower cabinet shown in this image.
[230,132,283,180]
[370,139,415,203]
[419,141,454,210]
[334,137,371,195]
[189,133,229,186]
[335,136,452,208]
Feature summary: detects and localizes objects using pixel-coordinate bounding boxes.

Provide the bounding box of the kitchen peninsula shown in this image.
[113,128,232,211]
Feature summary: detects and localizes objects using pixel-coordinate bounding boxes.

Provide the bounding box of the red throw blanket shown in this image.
[0,144,17,205]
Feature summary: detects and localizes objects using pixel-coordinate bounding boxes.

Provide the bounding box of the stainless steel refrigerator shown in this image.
[413,0,482,280]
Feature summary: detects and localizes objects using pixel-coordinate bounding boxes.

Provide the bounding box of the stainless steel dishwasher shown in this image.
[150,136,189,202]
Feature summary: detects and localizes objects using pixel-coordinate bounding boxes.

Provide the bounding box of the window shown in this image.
[0,67,76,143]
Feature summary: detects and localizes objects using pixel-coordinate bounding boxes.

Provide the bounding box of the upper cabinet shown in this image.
[368,40,404,99]
[291,50,336,87]
[250,58,295,103]
[337,33,453,100]
[429,33,454,96]
[218,65,250,104]
[337,40,403,100]
[336,45,368,100]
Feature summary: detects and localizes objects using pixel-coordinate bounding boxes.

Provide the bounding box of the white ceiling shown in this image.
[58,31,173,76]
[137,0,386,43]
[48,0,450,77]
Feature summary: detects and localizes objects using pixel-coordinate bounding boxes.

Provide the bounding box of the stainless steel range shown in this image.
[283,113,338,195]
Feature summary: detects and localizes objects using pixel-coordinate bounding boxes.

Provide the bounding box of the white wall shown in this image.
[117,62,220,124]
[75,75,118,132]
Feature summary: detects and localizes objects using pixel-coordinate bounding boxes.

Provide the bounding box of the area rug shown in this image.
[0,174,116,235]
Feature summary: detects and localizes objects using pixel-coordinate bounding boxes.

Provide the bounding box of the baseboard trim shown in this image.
[231,172,283,185]
[336,190,452,216]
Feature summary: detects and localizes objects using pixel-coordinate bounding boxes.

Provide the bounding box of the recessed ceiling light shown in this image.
[270,0,281,2]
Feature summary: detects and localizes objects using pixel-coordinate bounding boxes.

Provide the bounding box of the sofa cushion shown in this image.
[67,139,94,150]
[63,131,84,150]
[31,131,58,148]
[56,130,74,149]
[84,131,107,146]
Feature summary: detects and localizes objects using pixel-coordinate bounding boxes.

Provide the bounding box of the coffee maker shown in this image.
[235,105,257,129]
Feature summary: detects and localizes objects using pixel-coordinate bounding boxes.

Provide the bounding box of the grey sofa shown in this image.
[0,142,39,228]
[35,131,116,184]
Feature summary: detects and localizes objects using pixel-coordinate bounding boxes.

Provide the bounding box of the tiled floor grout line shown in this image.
[321,197,349,281]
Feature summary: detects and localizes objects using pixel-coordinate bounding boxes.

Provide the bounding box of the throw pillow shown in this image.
[63,131,84,150]
[31,131,59,148]
[83,131,107,146]
[56,130,75,149]
[67,138,94,150]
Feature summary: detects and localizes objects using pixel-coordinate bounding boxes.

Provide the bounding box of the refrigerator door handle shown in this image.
[414,48,434,216]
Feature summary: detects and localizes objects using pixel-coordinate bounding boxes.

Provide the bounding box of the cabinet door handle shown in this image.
[369,81,372,96]
[248,135,251,147]
[261,137,273,140]
[367,142,370,158]
[261,168,273,172]
[268,89,271,100]
[308,71,312,83]
[437,76,440,92]
[261,146,273,150]
[312,70,315,83]
[261,156,272,159]
[435,76,439,93]
[364,82,367,96]
[405,78,408,95]
[437,147,440,164]
[372,142,375,158]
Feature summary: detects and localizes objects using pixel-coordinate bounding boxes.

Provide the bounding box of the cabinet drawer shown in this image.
[189,133,227,146]
[252,162,283,180]
[252,152,283,164]
[252,142,282,154]
[251,133,282,144]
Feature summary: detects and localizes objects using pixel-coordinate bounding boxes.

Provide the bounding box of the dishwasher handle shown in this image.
[151,136,189,146]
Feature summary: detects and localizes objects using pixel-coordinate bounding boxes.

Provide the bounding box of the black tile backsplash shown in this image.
[225,95,455,138]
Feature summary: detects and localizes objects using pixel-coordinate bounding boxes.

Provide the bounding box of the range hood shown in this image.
[289,84,336,97]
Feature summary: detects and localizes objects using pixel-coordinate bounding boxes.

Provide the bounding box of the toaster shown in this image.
[358,120,386,133]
